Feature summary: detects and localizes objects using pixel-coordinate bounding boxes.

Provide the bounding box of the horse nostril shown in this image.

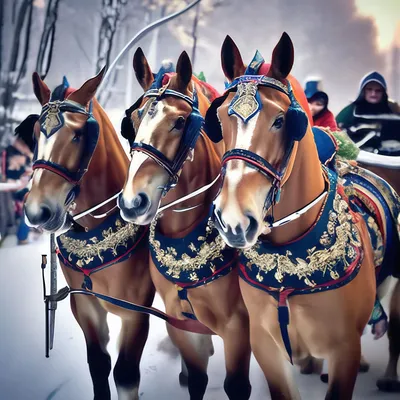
[118,192,150,217]
[133,195,142,208]
[245,213,259,242]
[214,207,227,230]
[118,193,126,210]
[132,193,150,214]
[25,203,52,226]
[41,204,52,224]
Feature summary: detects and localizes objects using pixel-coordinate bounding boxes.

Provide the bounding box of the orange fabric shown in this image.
[258,63,313,122]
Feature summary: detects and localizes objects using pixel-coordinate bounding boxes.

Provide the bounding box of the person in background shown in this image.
[4,146,32,245]
[304,79,338,131]
[336,71,400,155]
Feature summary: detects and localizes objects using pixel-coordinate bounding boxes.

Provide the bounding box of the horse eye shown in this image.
[174,116,186,131]
[273,117,284,129]
[72,130,82,142]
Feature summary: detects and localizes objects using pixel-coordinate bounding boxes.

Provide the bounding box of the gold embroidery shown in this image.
[367,216,384,266]
[230,82,259,120]
[149,217,226,279]
[242,192,362,287]
[59,218,140,266]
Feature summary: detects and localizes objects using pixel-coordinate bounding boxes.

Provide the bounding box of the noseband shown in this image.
[128,82,204,197]
[32,99,99,205]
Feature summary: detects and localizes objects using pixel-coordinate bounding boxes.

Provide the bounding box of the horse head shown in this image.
[23,68,105,232]
[205,33,311,248]
[118,49,206,225]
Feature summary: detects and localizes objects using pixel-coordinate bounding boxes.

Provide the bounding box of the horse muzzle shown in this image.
[118,192,154,225]
[213,207,259,249]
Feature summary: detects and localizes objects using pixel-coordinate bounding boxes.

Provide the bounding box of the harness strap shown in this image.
[48,286,214,335]
[278,289,295,364]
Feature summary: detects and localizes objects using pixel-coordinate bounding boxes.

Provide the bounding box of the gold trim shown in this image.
[149,217,227,280]
[242,192,362,287]
[230,82,259,120]
[59,218,140,266]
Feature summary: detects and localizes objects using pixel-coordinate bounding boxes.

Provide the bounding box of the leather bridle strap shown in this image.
[130,82,203,196]
[32,160,81,185]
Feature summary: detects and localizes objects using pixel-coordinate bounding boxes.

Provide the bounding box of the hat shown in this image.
[304,79,323,99]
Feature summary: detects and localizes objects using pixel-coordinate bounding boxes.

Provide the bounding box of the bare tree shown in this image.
[0,0,35,149]
[96,0,128,105]
[35,0,62,80]
[160,0,226,71]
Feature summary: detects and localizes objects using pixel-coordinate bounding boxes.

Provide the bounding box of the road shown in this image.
[0,234,398,399]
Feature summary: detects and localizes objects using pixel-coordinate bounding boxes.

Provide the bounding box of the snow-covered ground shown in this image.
[0,234,398,399]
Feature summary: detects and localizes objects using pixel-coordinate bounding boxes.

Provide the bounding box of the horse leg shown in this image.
[324,337,361,400]
[70,294,111,400]
[251,323,300,400]
[166,324,213,400]
[377,278,400,392]
[113,313,150,400]
[221,320,252,400]
[239,281,300,400]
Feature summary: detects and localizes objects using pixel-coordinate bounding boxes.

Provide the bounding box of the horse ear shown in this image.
[221,35,245,82]
[176,51,192,90]
[67,66,106,106]
[133,47,154,91]
[268,32,294,80]
[32,72,51,106]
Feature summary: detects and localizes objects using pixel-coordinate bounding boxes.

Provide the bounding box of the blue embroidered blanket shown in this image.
[56,211,148,277]
[239,168,363,297]
[149,206,236,288]
[337,161,400,282]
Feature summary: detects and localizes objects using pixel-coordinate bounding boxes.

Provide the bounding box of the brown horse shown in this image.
[22,71,155,400]
[118,49,251,400]
[203,33,389,399]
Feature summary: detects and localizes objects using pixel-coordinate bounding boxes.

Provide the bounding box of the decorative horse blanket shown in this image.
[56,211,148,289]
[149,206,236,317]
[239,167,364,298]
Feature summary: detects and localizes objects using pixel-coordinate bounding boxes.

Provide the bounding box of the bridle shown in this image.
[218,75,303,223]
[205,70,328,229]
[32,99,99,207]
[126,80,204,197]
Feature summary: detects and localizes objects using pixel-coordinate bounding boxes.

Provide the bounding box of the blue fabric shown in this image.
[312,127,337,166]
[17,217,30,241]
[304,80,323,99]
[342,169,399,286]
[150,206,236,287]
[244,50,264,75]
[56,211,147,275]
[151,62,176,89]
[50,76,70,101]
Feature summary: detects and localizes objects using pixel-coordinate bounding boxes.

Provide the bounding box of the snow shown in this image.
[0,234,398,399]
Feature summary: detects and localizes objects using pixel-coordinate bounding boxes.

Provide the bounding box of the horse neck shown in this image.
[157,82,222,237]
[267,128,325,243]
[74,102,128,229]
